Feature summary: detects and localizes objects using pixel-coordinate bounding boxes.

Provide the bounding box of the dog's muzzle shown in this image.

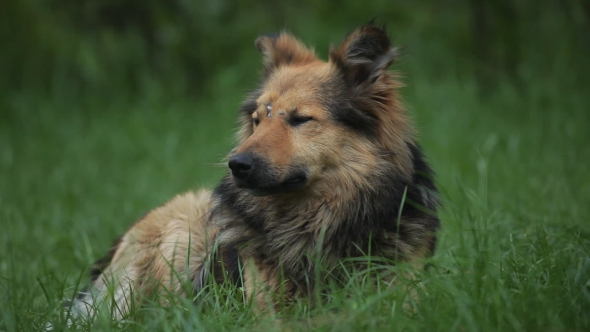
[228,153,308,196]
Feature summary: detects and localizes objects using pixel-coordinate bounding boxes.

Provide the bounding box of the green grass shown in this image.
[1,56,589,331]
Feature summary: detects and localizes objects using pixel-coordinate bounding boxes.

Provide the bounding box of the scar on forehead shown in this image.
[266,104,272,118]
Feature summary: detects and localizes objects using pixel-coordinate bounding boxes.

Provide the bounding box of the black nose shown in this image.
[228,153,253,179]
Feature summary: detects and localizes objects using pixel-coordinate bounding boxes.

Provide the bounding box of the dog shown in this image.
[69,24,440,321]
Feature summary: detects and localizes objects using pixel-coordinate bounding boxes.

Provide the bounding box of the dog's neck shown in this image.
[211,166,409,278]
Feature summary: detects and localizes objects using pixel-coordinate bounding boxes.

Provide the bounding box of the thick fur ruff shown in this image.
[70,24,440,320]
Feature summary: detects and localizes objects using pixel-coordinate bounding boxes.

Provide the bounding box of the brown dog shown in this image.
[70,24,440,320]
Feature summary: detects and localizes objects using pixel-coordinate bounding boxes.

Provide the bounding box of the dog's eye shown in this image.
[289,116,313,127]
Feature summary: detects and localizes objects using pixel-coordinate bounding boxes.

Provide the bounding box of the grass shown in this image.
[1,43,590,332]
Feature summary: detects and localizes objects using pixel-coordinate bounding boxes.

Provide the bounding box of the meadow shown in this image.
[1,3,589,331]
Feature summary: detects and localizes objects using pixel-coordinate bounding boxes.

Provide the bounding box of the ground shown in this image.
[1,54,589,331]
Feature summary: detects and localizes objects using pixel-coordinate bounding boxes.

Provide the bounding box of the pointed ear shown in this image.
[255,32,317,74]
[329,25,398,88]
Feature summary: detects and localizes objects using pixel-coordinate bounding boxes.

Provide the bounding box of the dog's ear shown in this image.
[329,25,398,90]
[255,32,317,75]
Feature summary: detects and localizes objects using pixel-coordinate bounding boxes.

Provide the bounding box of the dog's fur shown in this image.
[70,25,440,320]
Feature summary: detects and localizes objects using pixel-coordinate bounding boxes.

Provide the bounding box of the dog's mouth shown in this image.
[235,171,308,196]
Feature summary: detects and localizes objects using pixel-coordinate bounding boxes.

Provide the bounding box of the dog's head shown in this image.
[229,25,413,196]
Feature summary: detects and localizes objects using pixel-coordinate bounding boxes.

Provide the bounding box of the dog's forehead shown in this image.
[258,63,336,108]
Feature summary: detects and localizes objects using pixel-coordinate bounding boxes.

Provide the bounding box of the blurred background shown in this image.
[1,0,589,284]
[1,2,590,329]
[2,0,588,98]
